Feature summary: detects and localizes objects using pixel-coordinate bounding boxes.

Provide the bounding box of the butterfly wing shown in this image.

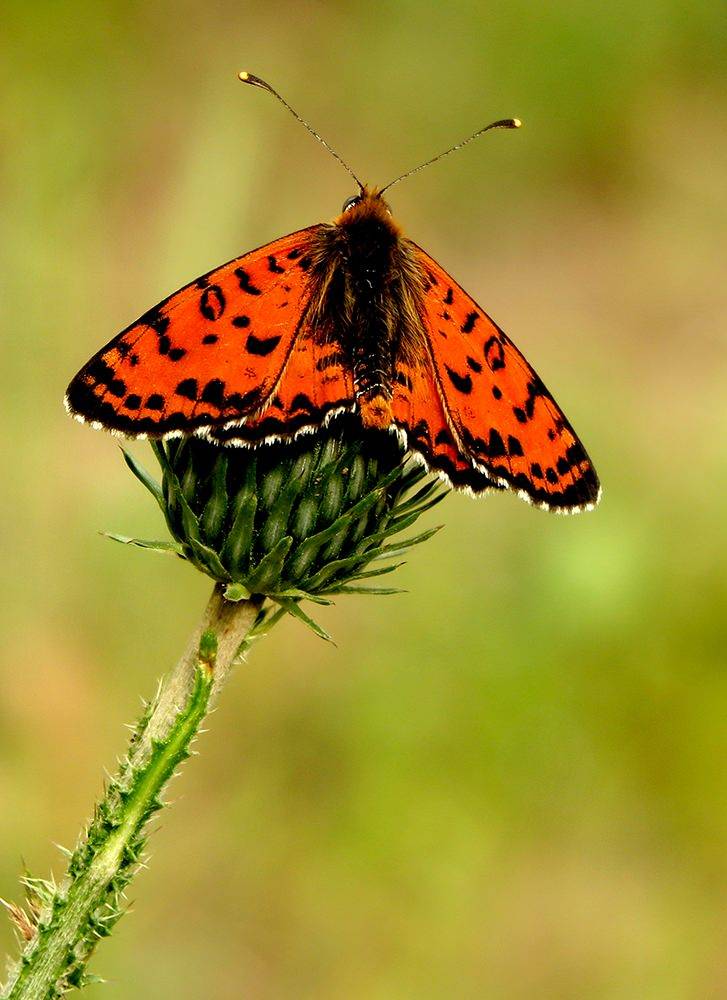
[411,244,600,511]
[210,335,355,444]
[65,227,324,436]
[391,358,498,493]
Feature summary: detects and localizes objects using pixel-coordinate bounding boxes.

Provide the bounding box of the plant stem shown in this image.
[2,585,261,999]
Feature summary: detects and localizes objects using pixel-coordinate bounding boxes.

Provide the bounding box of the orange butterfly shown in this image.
[66,72,600,513]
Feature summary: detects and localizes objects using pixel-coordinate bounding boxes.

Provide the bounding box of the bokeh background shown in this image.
[2,2,726,997]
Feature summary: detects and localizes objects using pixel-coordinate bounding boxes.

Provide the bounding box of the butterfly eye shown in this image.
[342,195,362,213]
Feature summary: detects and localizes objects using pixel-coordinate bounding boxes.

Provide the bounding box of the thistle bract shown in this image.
[119,417,446,613]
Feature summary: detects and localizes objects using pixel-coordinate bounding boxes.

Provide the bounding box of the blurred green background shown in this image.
[2,2,726,997]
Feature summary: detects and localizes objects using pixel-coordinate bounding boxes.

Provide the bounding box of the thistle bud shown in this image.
[118,417,446,634]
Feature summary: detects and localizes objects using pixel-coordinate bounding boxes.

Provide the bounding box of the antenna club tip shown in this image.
[238,71,274,94]
[238,70,267,86]
[512,118,522,128]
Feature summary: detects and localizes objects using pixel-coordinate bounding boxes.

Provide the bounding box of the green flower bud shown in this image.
[118,417,447,633]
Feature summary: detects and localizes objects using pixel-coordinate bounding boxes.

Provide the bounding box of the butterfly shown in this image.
[66,72,600,513]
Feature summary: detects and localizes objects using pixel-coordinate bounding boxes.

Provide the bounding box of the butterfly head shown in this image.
[335,185,397,231]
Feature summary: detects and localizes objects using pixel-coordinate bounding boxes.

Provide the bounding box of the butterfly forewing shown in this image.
[412,244,600,511]
[65,226,324,436]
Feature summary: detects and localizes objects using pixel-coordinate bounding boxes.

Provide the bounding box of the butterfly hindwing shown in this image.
[65,226,324,436]
[412,244,600,511]
[210,333,355,444]
[392,358,497,493]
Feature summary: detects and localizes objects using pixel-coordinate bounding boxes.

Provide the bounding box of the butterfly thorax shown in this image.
[305,189,427,429]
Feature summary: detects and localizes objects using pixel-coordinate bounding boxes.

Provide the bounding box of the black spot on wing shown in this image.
[507,435,523,456]
[199,285,226,321]
[466,356,482,373]
[235,268,262,295]
[201,378,225,407]
[444,287,454,305]
[461,311,479,334]
[202,334,218,345]
[146,394,164,410]
[232,315,250,328]
[445,366,473,394]
[246,333,282,357]
[487,428,506,458]
[86,358,116,388]
[169,347,186,361]
[225,388,262,412]
[124,394,141,410]
[107,379,126,398]
[460,426,489,458]
[525,379,544,418]
[484,336,505,371]
[267,255,285,273]
[566,440,587,466]
[290,393,315,413]
[176,378,198,401]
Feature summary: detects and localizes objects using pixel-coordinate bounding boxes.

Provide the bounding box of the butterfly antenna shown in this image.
[239,71,364,191]
[379,117,521,195]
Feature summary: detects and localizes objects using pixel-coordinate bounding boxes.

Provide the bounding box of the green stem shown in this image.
[2,585,261,999]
